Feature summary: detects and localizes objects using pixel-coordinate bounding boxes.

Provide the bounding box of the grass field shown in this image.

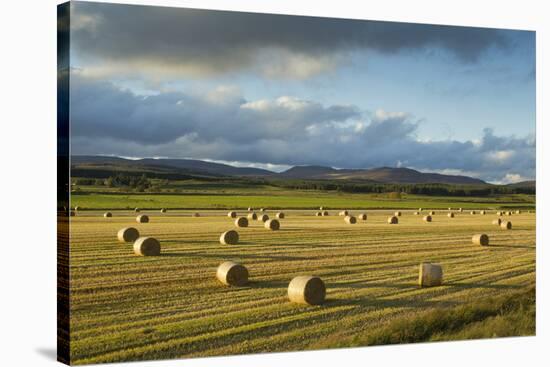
[71,190,535,210]
[69,208,535,364]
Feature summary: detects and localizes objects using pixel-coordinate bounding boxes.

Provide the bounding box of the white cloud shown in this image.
[486,150,515,164]
[373,109,409,122]
[424,168,482,178]
[496,173,528,185]
[202,159,291,173]
[257,49,340,80]
[70,74,535,183]
[205,86,244,105]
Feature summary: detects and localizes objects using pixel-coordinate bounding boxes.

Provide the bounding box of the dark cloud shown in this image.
[70,74,360,144]
[70,74,535,183]
[70,1,520,78]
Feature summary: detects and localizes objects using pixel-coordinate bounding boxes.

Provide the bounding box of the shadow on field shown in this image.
[266,243,348,250]
[489,243,534,249]
[160,252,200,257]
[248,280,289,289]
[161,251,307,261]
[161,239,213,246]
[445,282,522,290]
[325,296,458,309]
[271,228,307,232]
[336,281,414,290]
[239,253,308,261]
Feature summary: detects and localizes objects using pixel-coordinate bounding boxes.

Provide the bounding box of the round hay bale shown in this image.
[496,211,502,216]
[117,227,140,243]
[470,210,476,215]
[339,210,349,216]
[344,215,357,224]
[459,208,463,213]
[216,261,249,286]
[69,211,76,217]
[258,214,269,222]
[288,276,326,305]
[235,217,248,228]
[394,211,402,217]
[388,216,398,224]
[265,219,280,230]
[516,210,521,214]
[413,211,419,215]
[472,234,489,246]
[358,213,367,221]
[104,212,112,218]
[133,237,161,256]
[480,210,486,215]
[492,218,502,225]
[429,211,435,215]
[423,215,432,222]
[227,211,237,218]
[192,212,200,217]
[322,211,329,216]
[315,212,322,217]
[160,208,166,213]
[136,214,149,223]
[134,208,140,213]
[418,263,443,287]
[276,212,285,219]
[506,211,512,216]
[447,212,454,218]
[220,230,239,245]
[247,212,258,220]
[260,208,266,212]
[248,207,253,212]
[500,221,512,230]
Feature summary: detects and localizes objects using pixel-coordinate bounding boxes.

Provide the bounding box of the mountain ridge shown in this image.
[278,165,486,185]
[71,155,491,185]
[71,155,273,177]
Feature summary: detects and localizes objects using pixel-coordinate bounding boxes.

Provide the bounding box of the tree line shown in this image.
[73,174,152,191]
[72,174,535,197]
[267,180,535,196]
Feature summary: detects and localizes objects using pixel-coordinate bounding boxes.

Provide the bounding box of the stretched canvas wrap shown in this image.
[57,1,536,365]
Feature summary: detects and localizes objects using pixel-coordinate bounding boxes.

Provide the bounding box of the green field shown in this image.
[69,208,535,364]
[71,189,535,210]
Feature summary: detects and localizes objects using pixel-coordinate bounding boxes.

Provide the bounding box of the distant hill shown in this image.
[278,165,486,185]
[71,156,487,185]
[137,158,273,176]
[72,155,273,177]
[278,165,338,178]
[506,180,536,188]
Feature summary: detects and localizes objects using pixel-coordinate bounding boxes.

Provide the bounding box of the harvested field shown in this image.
[68,209,535,364]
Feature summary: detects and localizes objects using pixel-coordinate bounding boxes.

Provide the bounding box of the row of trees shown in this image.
[72,175,535,197]
[269,180,535,196]
[73,174,153,191]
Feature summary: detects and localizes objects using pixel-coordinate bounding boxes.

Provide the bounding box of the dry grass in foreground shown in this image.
[69,209,535,364]
[315,285,535,348]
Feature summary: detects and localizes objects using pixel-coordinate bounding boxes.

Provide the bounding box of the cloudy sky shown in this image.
[68,2,535,183]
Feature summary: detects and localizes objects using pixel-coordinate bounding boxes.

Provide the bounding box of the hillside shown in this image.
[278,165,486,185]
[71,155,273,178]
[71,156,487,185]
[506,180,536,188]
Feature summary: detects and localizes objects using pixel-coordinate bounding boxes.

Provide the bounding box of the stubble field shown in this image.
[69,209,535,364]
